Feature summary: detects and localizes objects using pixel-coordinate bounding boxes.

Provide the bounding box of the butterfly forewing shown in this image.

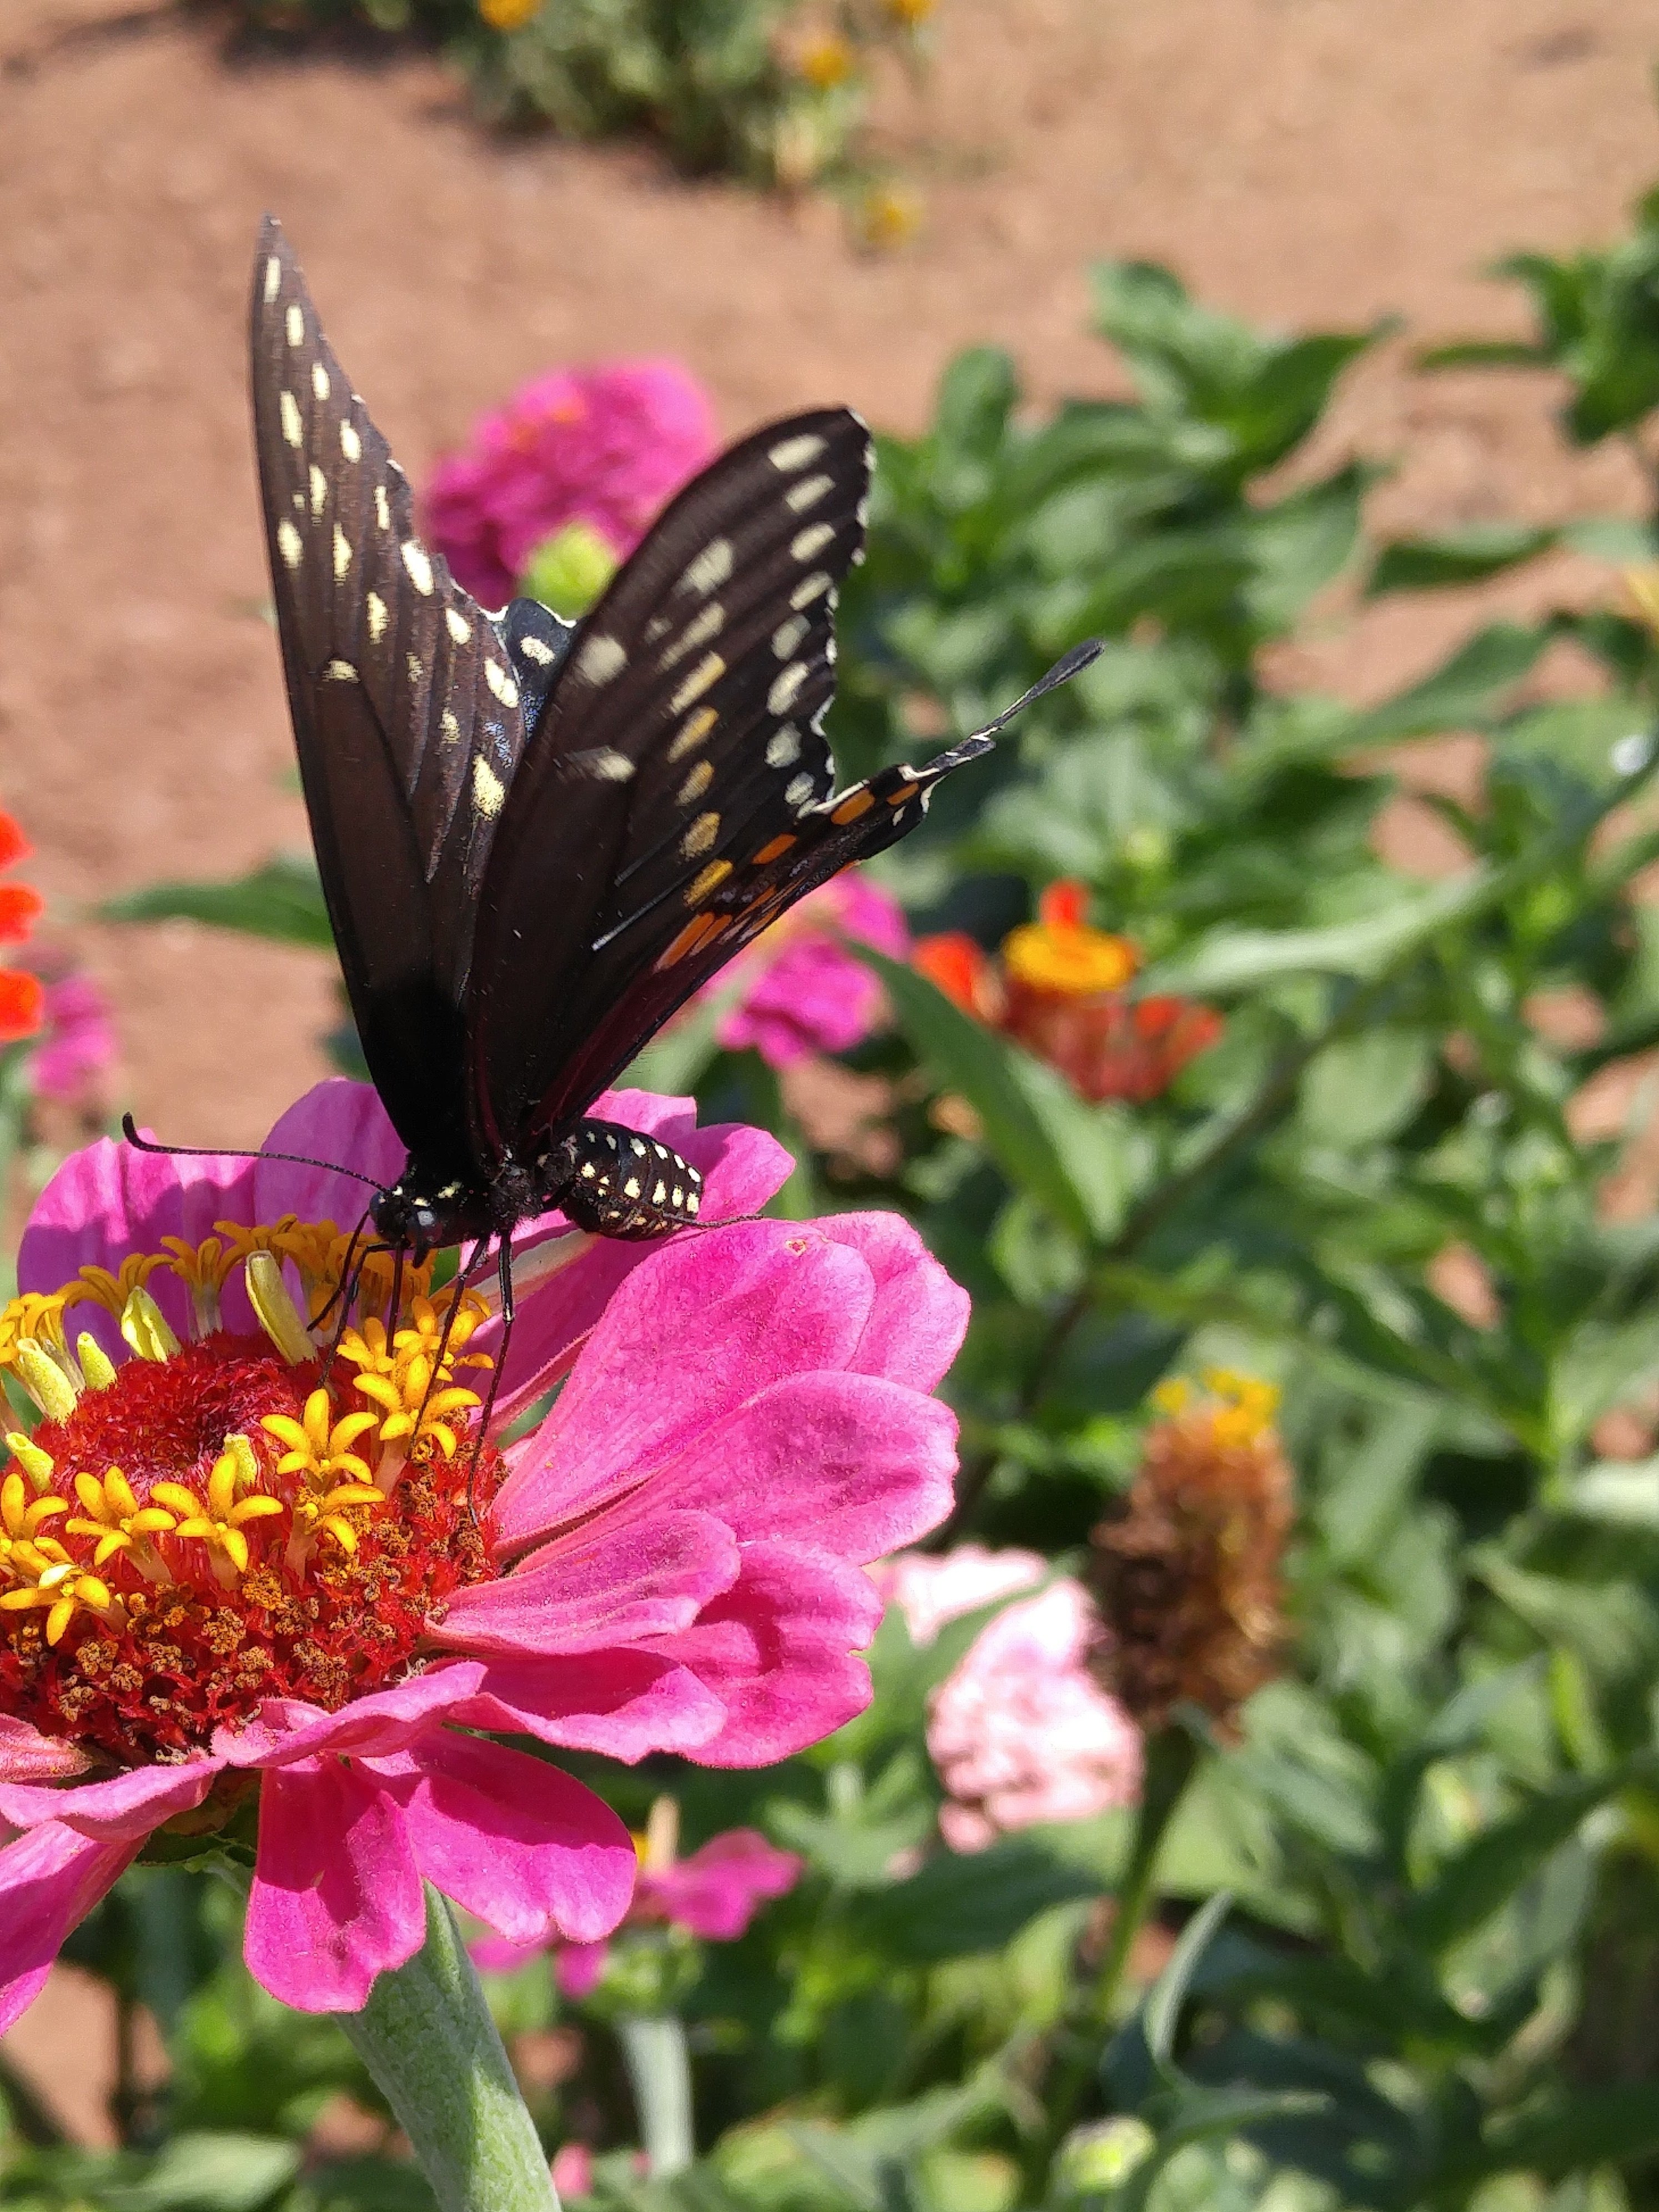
[250,217,534,1162]
[467,410,871,1144]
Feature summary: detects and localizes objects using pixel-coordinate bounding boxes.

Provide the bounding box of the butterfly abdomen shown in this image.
[550,1120,704,1241]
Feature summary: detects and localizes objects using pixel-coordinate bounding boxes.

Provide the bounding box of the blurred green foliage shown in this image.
[67,175,1659,2212]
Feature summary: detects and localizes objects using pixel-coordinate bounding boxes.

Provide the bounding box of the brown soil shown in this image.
[3,0,1658,1155]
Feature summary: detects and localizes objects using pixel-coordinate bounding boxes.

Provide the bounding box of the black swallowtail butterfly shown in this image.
[242,215,1098,1288]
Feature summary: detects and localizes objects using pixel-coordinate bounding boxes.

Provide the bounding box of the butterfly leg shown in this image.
[464,1236,517,1530]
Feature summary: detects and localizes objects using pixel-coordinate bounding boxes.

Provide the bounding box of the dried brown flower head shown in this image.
[1088,1370,1293,1737]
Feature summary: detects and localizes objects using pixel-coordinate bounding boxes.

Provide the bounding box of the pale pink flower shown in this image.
[475,1826,802,1995]
[869,1541,1047,1648]
[712,872,909,1070]
[425,362,718,608]
[0,1079,967,2019]
[924,1578,1142,1853]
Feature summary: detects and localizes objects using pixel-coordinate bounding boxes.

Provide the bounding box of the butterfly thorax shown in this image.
[371,1118,703,1259]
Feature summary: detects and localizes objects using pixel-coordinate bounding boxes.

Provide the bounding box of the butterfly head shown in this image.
[371,1175,494,1261]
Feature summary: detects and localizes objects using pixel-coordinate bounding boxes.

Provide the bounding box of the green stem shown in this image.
[617,2012,696,2178]
[1031,1727,1201,2189]
[334,1885,560,2212]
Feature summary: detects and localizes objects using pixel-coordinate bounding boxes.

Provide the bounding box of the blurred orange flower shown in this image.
[0,810,44,1044]
[913,880,1221,1104]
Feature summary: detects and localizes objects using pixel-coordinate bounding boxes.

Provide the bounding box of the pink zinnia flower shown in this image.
[711,872,909,1070]
[0,1079,966,2020]
[877,1552,1142,1852]
[27,972,118,1109]
[476,1823,802,1996]
[425,363,719,609]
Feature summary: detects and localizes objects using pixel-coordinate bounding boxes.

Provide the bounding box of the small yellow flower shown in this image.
[0,1470,68,1580]
[884,0,934,23]
[1625,567,1659,640]
[263,1388,380,1490]
[852,184,923,254]
[153,1446,285,1587]
[480,0,542,31]
[797,32,857,89]
[0,1560,124,1647]
[64,1467,178,1575]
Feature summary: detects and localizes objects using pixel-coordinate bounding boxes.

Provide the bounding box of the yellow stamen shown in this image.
[223,1432,263,1493]
[76,1333,118,1391]
[245,1249,316,1366]
[6,1434,57,1494]
[120,1287,181,1365]
[13,1340,78,1423]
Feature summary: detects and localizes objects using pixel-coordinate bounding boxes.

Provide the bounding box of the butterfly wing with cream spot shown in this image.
[250,215,540,1163]
[466,408,871,1146]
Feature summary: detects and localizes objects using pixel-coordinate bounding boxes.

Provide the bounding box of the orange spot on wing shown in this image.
[831,790,876,825]
[655,914,720,971]
[888,782,919,805]
[754,834,797,865]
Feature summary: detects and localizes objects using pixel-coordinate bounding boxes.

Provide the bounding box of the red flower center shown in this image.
[0,1229,505,1767]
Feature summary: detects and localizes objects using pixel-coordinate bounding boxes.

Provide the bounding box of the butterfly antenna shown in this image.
[120,1117,393,1195]
[970,639,1103,744]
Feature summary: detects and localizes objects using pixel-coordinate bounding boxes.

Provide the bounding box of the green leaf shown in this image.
[857,946,1148,1242]
[1143,1889,1234,2071]
[99,854,334,952]
[1365,524,1560,597]
[1297,1029,1434,1148]
[103,2133,300,2212]
[1147,869,1495,995]
[1564,1456,1659,1527]
[1346,622,1550,745]
[1482,2083,1659,2179]
[1404,1769,1630,1953]
[847,1834,1107,1963]
[1417,339,1546,371]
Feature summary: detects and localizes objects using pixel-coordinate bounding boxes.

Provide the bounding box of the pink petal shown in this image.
[245,1756,426,2012]
[471,1931,550,1975]
[646,1541,883,1768]
[642,1829,802,1939]
[817,1214,972,1392]
[454,1651,726,1762]
[493,1223,876,1554]
[601,1373,957,1564]
[432,1510,738,1660]
[556,1940,610,1999]
[253,1079,407,1229]
[485,1100,792,1428]
[0,1717,92,1782]
[365,1732,635,1946]
[0,1823,135,2032]
[19,1130,260,1355]
[0,1755,220,1840]
[212,1662,489,1770]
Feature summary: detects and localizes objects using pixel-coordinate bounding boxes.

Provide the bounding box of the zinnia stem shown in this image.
[1034,1725,1201,2185]
[334,1886,560,2212]
[617,2012,696,2178]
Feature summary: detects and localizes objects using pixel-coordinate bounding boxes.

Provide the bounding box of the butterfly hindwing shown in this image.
[250,218,533,1162]
[466,409,872,1144]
